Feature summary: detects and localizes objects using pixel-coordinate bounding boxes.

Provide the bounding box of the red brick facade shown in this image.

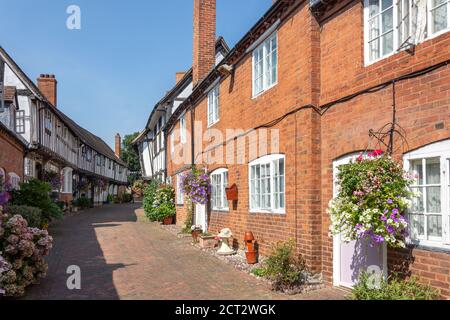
[166,0,450,298]
[0,127,25,183]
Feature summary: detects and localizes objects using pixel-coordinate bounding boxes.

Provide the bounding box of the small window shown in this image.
[211,169,229,211]
[249,154,285,213]
[15,110,25,134]
[61,168,73,194]
[404,139,450,249]
[207,85,220,126]
[180,114,187,144]
[8,172,20,190]
[252,32,278,96]
[176,174,184,205]
[428,0,449,34]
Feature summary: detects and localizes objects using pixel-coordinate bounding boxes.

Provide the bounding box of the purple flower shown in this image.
[371,234,385,244]
[380,215,387,222]
[386,226,395,234]
[387,198,393,204]
[392,208,399,215]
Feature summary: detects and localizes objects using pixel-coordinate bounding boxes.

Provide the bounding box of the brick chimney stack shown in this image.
[115,133,121,158]
[192,0,216,86]
[37,74,57,107]
[176,71,186,84]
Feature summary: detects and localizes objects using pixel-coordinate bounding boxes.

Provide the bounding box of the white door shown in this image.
[332,154,387,288]
[195,204,207,232]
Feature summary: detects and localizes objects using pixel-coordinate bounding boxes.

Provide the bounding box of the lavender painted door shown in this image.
[338,237,385,287]
[333,154,386,287]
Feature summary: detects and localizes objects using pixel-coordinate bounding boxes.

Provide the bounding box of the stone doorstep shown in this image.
[157,223,328,297]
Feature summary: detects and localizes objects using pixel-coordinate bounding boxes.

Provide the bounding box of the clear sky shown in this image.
[0,0,272,148]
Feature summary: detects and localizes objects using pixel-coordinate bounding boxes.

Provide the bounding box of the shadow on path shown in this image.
[24,204,140,300]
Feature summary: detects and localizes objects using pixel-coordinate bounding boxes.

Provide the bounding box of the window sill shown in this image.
[252,82,278,100]
[207,119,220,128]
[212,208,229,213]
[249,209,285,215]
[407,241,450,254]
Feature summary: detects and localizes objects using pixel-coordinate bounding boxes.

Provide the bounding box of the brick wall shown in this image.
[0,129,24,181]
[318,1,450,298]
[166,0,450,297]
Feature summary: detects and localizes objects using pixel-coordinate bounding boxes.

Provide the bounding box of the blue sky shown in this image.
[0,0,272,148]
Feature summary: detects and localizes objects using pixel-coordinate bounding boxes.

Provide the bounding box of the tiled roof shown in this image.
[0,46,126,168]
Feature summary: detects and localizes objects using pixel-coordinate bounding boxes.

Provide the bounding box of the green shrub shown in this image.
[5,205,43,228]
[351,272,440,300]
[121,193,132,203]
[143,180,160,217]
[262,240,307,290]
[145,185,175,222]
[74,196,91,209]
[11,179,63,224]
[107,194,114,203]
[251,267,268,278]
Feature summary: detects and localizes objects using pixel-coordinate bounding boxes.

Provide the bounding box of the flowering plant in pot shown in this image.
[180,167,211,205]
[191,225,203,242]
[328,151,413,248]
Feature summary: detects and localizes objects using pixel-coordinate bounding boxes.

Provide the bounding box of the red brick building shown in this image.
[0,120,26,188]
[165,0,449,297]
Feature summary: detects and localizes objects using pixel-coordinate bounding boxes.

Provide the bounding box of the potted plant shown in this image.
[191,225,203,242]
[199,232,217,249]
[158,203,176,225]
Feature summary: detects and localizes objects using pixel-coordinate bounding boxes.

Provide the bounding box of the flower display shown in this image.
[43,170,62,191]
[328,152,413,248]
[180,167,211,205]
[0,207,53,297]
[0,176,11,206]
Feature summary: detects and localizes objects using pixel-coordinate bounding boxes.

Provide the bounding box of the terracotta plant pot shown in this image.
[163,216,174,225]
[245,251,258,264]
[192,230,201,241]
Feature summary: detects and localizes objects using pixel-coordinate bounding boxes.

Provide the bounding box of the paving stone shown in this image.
[23,204,348,300]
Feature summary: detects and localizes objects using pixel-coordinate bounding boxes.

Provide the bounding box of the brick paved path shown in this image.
[24,204,347,300]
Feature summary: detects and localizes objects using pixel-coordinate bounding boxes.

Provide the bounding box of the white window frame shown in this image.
[252,32,278,97]
[427,0,450,38]
[403,140,450,250]
[207,85,220,127]
[364,0,450,65]
[180,114,186,145]
[61,167,73,194]
[8,172,20,190]
[15,110,25,134]
[249,154,285,214]
[170,131,175,156]
[176,174,184,205]
[211,168,229,212]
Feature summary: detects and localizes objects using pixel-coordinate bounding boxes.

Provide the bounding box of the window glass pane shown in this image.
[382,0,393,10]
[369,0,380,17]
[410,214,425,238]
[369,17,380,40]
[411,187,424,212]
[426,158,440,184]
[431,2,448,33]
[410,159,423,185]
[427,215,442,239]
[426,186,441,213]
[369,39,380,61]
[382,31,393,55]
[382,7,393,32]
[223,172,228,209]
